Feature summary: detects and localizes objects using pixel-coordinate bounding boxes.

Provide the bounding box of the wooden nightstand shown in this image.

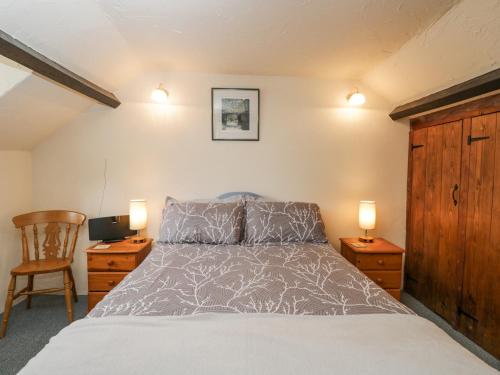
[85,238,152,311]
[340,238,404,300]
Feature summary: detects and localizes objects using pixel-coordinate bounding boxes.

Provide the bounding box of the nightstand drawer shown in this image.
[364,270,401,289]
[355,254,402,270]
[88,272,128,291]
[88,292,107,311]
[386,289,401,300]
[87,254,136,271]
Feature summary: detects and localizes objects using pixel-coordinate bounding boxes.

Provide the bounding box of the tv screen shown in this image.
[88,215,137,242]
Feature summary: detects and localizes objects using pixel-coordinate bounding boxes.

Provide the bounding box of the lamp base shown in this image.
[131,236,146,244]
[359,236,374,243]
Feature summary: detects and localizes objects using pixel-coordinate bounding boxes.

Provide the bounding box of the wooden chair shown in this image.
[0,210,86,338]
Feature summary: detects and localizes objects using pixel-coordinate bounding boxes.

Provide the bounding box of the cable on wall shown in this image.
[98,158,108,217]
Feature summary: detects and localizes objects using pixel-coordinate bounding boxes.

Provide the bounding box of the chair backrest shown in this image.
[12,210,86,263]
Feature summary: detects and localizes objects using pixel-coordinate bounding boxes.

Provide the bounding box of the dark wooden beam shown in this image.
[0,29,120,108]
[389,68,500,120]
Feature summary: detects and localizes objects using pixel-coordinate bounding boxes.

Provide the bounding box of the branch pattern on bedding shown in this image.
[244,201,327,244]
[159,198,244,244]
[89,243,412,317]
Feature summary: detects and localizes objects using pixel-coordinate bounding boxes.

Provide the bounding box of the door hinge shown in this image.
[411,144,424,150]
[467,135,490,145]
[457,306,478,322]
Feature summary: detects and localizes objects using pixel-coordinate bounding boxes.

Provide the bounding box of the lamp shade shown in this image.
[129,199,147,230]
[359,201,376,230]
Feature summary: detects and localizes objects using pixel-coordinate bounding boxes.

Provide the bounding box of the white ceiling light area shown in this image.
[0,56,92,150]
[0,0,142,91]
[0,56,30,97]
[0,0,458,85]
[96,0,458,79]
[363,0,500,105]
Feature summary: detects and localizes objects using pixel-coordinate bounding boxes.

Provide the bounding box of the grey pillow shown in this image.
[159,198,244,244]
[244,201,327,244]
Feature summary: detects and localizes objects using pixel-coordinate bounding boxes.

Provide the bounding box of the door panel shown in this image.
[460,113,500,357]
[405,128,427,297]
[434,122,462,322]
[421,125,444,309]
[406,122,462,318]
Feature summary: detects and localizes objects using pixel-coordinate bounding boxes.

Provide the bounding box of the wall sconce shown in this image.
[347,89,366,106]
[151,83,169,104]
[359,200,376,243]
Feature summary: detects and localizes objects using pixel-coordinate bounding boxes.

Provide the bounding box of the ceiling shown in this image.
[0,56,92,150]
[0,0,464,149]
[1,0,458,83]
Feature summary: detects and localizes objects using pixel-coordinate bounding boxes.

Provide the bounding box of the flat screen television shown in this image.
[88,215,137,242]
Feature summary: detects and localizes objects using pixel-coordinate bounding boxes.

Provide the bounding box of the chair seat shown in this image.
[11,259,71,275]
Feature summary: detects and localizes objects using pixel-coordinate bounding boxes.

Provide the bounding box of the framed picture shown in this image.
[212,88,260,141]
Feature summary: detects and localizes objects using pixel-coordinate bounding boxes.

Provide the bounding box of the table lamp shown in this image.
[359,200,376,243]
[129,199,147,243]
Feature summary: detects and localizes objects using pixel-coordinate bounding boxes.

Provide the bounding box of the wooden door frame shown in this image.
[409,93,500,130]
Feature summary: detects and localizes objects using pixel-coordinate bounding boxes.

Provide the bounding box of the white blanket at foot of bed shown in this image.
[19,313,496,375]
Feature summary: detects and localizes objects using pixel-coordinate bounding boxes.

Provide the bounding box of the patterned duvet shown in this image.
[89,242,412,317]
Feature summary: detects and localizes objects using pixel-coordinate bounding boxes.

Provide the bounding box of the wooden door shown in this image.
[459,112,500,357]
[406,121,463,322]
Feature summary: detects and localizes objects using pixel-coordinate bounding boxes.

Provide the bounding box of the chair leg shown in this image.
[26,275,34,309]
[68,268,78,303]
[63,269,73,323]
[1,275,17,338]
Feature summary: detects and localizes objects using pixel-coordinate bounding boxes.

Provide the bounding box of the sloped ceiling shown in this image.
[0,60,92,150]
[363,0,500,106]
[0,0,484,150]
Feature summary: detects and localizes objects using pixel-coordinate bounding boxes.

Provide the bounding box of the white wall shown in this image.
[0,151,32,313]
[32,72,409,294]
[363,0,500,105]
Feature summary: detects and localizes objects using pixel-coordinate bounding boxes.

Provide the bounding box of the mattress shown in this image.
[88,242,412,317]
[19,242,497,374]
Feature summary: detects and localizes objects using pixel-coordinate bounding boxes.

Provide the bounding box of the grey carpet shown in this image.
[0,295,87,375]
[0,294,498,374]
[401,292,499,370]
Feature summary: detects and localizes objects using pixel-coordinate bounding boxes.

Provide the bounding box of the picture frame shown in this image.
[212,88,260,141]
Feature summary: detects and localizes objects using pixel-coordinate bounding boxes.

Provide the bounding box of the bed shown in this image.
[18,198,496,374]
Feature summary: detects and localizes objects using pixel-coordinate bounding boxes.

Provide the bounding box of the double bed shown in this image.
[19,198,496,374]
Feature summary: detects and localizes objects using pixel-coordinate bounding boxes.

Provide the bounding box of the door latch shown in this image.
[411,144,424,150]
[467,135,490,145]
[457,307,478,322]
[452,184,459,206]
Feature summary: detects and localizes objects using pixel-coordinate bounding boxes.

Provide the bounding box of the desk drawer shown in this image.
[88,272,128,291]
[356,254,402,270]
[87,254,136,271]
[364,270,401,289]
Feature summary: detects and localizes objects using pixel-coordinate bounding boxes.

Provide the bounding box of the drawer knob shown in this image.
[107,260,115,266]
[377,260,384,265]
[376,278,383,283]
[107,280,116,286]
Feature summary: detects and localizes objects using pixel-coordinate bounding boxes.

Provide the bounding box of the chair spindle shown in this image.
[33,224,40,260]
[20,227,29,263]
[62,223,71,259]
[68,225,80,262]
